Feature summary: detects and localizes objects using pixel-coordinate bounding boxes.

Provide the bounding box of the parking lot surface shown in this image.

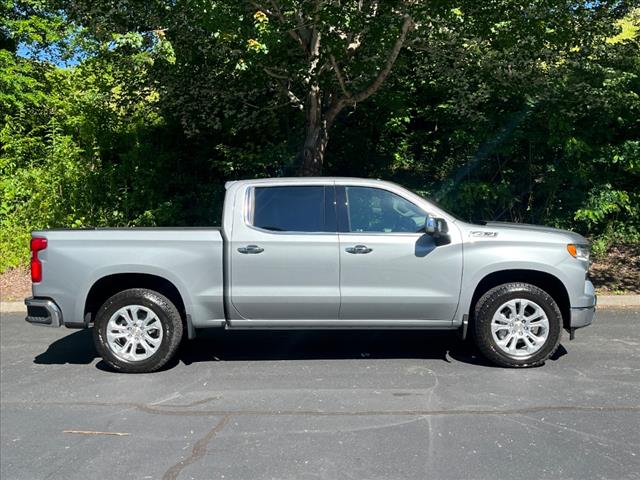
[1,309,639,480]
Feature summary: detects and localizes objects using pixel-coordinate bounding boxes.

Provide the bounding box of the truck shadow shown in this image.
[34,328,566,370]
[34,329,97,365]
[177,330,483,365]
[175,330,567,368]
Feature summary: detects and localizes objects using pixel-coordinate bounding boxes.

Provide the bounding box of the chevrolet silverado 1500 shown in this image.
[25,177,596,372]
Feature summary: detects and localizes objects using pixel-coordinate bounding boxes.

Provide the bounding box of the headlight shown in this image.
[567,243,590,262]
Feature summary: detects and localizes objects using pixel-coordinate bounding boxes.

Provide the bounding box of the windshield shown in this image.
[411,189,461,221]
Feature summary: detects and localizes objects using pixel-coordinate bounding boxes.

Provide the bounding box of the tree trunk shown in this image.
[298,122,329,176]
[297,85,328,176]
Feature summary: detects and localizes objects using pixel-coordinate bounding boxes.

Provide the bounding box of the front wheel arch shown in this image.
[468,269,571,331]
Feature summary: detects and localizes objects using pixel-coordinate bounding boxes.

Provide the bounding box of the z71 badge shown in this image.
[470,231,498,238]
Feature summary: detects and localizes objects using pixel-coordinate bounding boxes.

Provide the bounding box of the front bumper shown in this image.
[25,297,63,327]
[570,303,596,328]
[570,278,596,329]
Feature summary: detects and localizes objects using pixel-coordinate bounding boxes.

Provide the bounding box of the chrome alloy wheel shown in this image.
[106,305,163,362]
[491,299,549,358]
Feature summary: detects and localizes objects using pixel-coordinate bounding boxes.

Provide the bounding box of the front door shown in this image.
[230,184,340,320]
[337,185,462,321]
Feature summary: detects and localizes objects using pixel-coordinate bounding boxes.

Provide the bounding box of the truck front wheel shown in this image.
[473,282,562,368]
[93,288,183,373]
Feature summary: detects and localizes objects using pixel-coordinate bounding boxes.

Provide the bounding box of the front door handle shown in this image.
[345,244,373,254]
[238,245,264,254]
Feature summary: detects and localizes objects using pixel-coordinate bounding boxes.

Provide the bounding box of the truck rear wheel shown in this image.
[93,288,183,373]
[473,282,562,368]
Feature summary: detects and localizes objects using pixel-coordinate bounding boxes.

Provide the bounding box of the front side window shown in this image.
[345,186,426,233]
[252,186,333,232]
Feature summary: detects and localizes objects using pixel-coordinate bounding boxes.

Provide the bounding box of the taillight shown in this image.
[30,237,47,283]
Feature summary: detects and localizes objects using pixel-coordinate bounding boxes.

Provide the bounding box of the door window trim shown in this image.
[336,185,427,236]
[244,184,338,235]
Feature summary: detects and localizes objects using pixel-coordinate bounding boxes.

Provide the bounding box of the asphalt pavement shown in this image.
[1,309,639,480]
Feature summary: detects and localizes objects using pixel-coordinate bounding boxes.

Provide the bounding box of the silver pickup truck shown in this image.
[25,177,596,372]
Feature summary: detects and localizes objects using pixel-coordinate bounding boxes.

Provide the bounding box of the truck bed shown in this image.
[31,228,225,330]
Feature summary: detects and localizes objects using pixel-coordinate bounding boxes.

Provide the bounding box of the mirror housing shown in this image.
[425,215,448,237]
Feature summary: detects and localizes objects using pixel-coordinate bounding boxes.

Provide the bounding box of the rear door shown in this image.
[229,184,340,320]
[337,185,462,321]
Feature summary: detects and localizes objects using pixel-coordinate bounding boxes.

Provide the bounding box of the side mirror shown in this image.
[425,215,448,237]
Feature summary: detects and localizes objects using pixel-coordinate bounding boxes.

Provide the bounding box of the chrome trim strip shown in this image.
[241,183,431,237]
[338,232,425,237]
[226,319,455,329]
[243,184,339,236]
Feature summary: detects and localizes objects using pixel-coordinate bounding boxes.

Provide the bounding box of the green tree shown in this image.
[1,0,638,272]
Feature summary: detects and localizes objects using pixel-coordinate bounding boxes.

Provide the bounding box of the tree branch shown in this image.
[267,0,308,53]
[349,14,414,104]
[304,27,322,84]
[325,98,347,129]
[285,88,304,110]
[265,70,304,110]
[330,55,350,98]
[262,66,289,80]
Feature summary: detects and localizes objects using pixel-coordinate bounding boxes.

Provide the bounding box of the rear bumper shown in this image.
[25,297,63,327]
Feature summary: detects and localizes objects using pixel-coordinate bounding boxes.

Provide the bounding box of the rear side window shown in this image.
[252,186,335,232]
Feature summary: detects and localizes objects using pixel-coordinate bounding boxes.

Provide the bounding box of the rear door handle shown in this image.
[345,244,373,254]
[238,245,264,254]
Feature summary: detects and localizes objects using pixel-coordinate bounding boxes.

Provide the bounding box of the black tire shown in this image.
[93,288,183,373]
[473,282,562,368]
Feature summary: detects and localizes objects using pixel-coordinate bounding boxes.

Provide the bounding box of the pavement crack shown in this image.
[160,396,223,408]
[520,413,640,449]
[162,414,231,480]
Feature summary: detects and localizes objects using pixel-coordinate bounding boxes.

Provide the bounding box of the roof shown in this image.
[225,177,387,189]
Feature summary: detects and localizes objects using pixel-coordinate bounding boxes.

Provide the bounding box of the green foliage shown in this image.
[1,1,639,271]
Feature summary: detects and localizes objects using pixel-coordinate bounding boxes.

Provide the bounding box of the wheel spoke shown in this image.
[130,306,141,322]
[144,317,159,329]
[132,340,147,360]
[492,323,510,333]
[524,303,543,320]
[509,336,520,352]
[497,333,514,347]
[527,316,545,325]
[119,308,133,325]
[528,331,546,343]
[143,332,160,344]
[121,338,133,353]
[522,334,537,352]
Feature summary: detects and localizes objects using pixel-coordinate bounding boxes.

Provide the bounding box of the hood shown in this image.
[462,221,589,245]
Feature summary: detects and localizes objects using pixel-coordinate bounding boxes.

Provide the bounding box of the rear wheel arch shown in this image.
[469,269,571,331]
[84,273,189,335]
